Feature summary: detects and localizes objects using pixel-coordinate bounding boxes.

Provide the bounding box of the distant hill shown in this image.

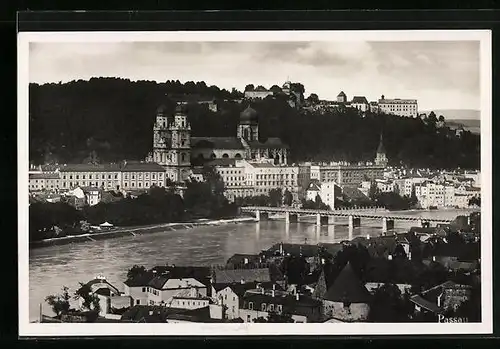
[421,109,480,120]
[445,119,481,135]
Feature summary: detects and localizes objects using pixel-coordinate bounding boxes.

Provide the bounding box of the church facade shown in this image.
[190,105,289,165]
[147,104,289,183]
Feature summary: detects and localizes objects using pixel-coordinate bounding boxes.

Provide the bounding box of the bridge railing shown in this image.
[240,206,453,223]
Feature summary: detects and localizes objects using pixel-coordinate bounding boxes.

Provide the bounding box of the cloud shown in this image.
[27,40,480,110]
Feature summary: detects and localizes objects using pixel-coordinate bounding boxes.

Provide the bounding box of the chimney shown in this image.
[272,284,276,291]
[296,293,300,301]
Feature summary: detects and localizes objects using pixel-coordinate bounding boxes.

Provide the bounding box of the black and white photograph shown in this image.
[18,30,492,336]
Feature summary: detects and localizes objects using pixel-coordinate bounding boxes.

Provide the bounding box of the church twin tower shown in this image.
[151,105,192,182]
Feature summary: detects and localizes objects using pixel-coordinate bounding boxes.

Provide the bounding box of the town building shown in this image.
[305,180,341,209]
[82,275,132,318]
[120,161,166,190]
[29,172,61,191]
[378,95,418,117]
[351,96,370,113]
[337,91,347,103]
[369,101,379,113]
[59,163,122,191]
[239,287,322,323]
[213,159,300,203]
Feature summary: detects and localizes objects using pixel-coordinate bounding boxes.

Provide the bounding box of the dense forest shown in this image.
[29,78,480,169]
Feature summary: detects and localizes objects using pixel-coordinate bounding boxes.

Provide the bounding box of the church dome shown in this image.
[240,105,259,124]
[156,104,167,114]
[175,104,188,114]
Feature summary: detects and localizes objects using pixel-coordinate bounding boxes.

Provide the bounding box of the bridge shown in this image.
[240,206,455,234]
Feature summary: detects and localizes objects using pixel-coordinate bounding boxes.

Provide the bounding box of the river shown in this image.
[28,208,476,322]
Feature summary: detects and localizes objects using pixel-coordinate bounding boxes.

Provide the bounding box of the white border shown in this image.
[18,30,492,336]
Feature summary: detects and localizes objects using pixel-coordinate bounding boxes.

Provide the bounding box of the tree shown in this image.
[244,84,255,91]
[283,189,293,206]
[45,286,71,318]
[438,115,445,123]
[269,85,282,94]
[368,181,380,201]
[269,188,283,207]
[74,282,101,312]
[127,265,147,280]
[368,283,411,322]
[307,93,319,104]
[468,196,480,207]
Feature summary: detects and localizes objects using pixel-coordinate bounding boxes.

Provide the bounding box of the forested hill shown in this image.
[29,78,480,170]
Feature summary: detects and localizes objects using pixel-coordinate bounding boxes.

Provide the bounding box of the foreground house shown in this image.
[410,280,472,317]
[212,281,283,320]
[321,262,372,322]
[239,287,322,323]
[83,275,132,317]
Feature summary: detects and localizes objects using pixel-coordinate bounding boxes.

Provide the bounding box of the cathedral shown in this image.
[147,104,289,183]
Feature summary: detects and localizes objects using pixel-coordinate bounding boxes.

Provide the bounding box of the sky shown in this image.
[28,40,480,111]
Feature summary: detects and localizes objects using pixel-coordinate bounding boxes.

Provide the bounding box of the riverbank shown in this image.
[29,216,257,249]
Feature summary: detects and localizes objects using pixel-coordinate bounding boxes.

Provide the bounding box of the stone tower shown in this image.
[374,132,388,167]
[237,105,259,143]
[152,104,191,183]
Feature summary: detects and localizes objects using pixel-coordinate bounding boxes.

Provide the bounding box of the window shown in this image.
[115,174,118,179]
[269,304,274,311]
[142,287,146,292]
[108,175,111,179]
[249,302,254,310]
[76,175,79,179]
[247,315,251,322]
[136,299,140,305]
[277,305,282,313]
[261,303,267,311]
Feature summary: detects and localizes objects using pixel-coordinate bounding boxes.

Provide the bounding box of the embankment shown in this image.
[29,216,257,249]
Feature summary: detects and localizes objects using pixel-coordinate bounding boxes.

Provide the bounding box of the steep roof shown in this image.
[121,161,165,172]
[213,268,271,284]
[59,163,121,172]
[191,137,245,150]
[247,137,289,149]
[29,173,60,180]
[337,91,346,97]
[352,96,369,104]
[324,262,371,303]
[376,133,386,154]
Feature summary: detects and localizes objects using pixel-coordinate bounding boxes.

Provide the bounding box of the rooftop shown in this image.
[191,137,245,150]
[29,173,60,180]
[59,163,121,172]
[247,137,289,149]
[122,161,166,172]
[324,262,372,303]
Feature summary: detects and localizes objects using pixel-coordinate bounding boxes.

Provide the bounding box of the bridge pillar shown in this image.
[382,217,395,233]
[285,212,298,224]
[348,215,361,230]
[256,210,269,221]
[316,214,330,226]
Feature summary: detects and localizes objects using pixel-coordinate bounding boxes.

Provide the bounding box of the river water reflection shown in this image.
[28,209,476,321]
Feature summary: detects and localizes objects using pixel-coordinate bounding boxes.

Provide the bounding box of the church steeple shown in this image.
[375,132,388,167]
[377,132,386,155]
